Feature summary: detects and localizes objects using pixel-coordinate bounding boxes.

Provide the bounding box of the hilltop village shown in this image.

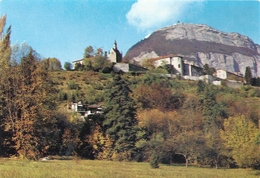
[73,41,245,87]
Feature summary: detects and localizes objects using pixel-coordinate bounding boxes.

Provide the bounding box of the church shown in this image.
[108,41,122,63]
[108,41,147,74]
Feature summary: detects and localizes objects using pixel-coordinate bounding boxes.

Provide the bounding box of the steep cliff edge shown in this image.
[124,23,260,77]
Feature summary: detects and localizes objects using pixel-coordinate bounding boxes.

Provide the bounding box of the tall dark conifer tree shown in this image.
[103,74,138,159]
[244,66,252,85]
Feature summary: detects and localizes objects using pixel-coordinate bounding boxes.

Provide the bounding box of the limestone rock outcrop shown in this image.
[124,23,260,77]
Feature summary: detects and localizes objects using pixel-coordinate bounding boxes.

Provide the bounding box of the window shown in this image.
[178,64,180,68]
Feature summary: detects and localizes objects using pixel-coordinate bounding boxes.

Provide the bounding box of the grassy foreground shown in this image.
[0,158,258,178]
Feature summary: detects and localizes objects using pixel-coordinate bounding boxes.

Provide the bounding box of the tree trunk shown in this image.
[215,160,218,169]
[184,155,188,167]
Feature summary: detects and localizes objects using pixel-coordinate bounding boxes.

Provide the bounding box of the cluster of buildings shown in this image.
[73,41,244,82]
[67,101,103,120]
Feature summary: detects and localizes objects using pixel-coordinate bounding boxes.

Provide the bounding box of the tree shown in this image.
[203,64,215,75]
[137,109,177,134]
[220,115,260,168]
[244,66,252,85]
[200,85,227,133]
[172,131,206,167]
[11,43,34,64]
[134,83,182,112]
[0,15,11,69]
[84,46,94,58]
[0,15,11,156]
[64,62,72,71]
[83,58,93,71]
[0,49,59,159]
[197,80,205,94]
[92,55,108,72]
[82,46,112,72]
[74,62,84,71]
[141,59,156,70]
[103,74,138,160]
[164,64,175,74]
[42,57,62,71]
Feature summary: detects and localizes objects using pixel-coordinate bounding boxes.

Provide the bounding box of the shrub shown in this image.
[67,81,79,90]
[150,153,159,168]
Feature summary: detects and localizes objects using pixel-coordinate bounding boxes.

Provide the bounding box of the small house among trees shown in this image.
[67,101,103,118]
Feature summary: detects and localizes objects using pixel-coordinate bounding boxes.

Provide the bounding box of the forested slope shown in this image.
[49,69,260,169]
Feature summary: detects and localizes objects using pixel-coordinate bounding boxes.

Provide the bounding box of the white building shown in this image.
[151,54,204,76]
[216,69,228,79]
[153,54,184,75]
[216,69,243,81]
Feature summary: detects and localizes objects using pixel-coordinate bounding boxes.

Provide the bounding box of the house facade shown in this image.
[153,55,184,75]
[216,69,244,82]
[151,54,203,77]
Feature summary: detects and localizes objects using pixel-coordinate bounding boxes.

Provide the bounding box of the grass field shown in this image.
[0,158,259,178]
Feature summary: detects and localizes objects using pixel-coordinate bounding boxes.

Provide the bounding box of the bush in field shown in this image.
[150,153,159,168]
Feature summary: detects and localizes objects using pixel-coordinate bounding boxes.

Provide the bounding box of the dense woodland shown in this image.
[1,15,260,169]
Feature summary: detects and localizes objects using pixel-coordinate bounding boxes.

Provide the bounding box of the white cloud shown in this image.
[126,0,205,31]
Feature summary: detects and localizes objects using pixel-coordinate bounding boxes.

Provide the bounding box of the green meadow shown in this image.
[0,159,258,178]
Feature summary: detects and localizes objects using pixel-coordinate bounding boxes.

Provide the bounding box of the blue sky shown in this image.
[0,0,259,65]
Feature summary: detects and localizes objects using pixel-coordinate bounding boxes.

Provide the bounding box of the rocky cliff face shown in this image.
[124,23,260,77]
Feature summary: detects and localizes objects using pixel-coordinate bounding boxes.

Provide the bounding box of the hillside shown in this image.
[50,71,112,111]
[6,69,260,168]
[124,23,260,77]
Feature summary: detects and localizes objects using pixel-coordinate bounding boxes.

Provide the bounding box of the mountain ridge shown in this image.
[124,23,260,77]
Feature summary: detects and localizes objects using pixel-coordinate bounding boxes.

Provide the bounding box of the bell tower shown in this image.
[108,41,122,63]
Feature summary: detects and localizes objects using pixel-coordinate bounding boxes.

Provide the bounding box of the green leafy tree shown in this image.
[83,58,93,71]
[84,46,94,58]
[42,57,62,71]
[203,64,215,75]
[103,75,138,160]
[64,62,72,71]
[220,115,260,168]
[150,152,160,168]
[244,66,252,85]
[141,58,156,70]
[92,55,108,72]
[82,47,112,72]
[74,62,84,71]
